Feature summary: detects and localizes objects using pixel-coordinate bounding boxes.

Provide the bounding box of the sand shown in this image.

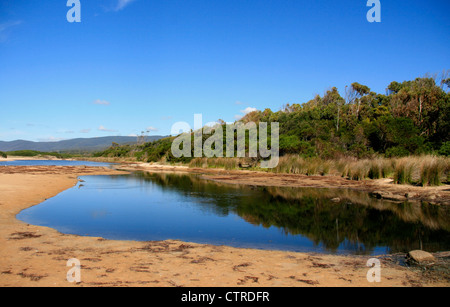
[0,163,448,287]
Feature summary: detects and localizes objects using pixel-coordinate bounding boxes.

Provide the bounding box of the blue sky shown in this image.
[0,0,449,142]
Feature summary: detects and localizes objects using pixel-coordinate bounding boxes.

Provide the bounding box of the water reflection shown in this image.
[18,171,450,255]
[131,172,450,254]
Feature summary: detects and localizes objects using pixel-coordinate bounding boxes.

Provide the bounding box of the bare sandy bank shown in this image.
[0,165,448,287]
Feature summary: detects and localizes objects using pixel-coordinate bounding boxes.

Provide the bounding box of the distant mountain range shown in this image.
[0,136,167,153]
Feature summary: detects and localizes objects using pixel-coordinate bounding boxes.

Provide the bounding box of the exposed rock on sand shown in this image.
[407,250,435,264]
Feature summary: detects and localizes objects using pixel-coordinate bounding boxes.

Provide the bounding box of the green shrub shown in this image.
[279,135,301,154]
[0,151,7,158]
[438,142,450,156]
[385,146,410,158]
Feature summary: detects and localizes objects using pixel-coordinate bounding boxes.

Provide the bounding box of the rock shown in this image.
[330,197,341,203]
[371,191,385,199]
[371,191,406,202]
[406,250,435,264]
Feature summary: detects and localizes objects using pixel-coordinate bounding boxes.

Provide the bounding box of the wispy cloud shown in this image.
[146,126,158,132]
[98,125,118,132]
[93,99,110,106]
[80,129,91,133]
[0,20,22,43]
[115,0,136,11]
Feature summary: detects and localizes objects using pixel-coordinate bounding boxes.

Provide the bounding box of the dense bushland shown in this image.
[94,75,450,185]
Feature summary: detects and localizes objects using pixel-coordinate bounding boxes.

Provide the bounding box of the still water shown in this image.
[17,171,450,255]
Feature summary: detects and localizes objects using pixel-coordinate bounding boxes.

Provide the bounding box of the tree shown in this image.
[347,82,370,118]
[321,87,345,132]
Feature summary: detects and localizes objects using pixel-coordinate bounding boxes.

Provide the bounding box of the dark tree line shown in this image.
[97,74,450,161]
[251,75,450,158]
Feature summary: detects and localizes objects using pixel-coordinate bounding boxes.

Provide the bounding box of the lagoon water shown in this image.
[16,168,450,255]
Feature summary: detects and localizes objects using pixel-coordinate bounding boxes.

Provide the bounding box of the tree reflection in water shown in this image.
[132,171,450,255]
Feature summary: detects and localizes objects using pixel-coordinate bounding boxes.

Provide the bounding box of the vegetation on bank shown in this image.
[5,150,73,159]
[0,151,7,158]
[93,74,450,186]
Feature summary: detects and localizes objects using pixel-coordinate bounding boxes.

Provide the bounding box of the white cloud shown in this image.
[115,0,136,11]
[80,129,91,133]
[235,101,244,105]
[93,99,110,106]
[241,107,258,115]
[234,107,258,121]
[146,126,158,132]
[98,125,118,132]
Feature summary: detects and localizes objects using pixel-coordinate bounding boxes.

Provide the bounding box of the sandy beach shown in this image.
[0,161,449,287]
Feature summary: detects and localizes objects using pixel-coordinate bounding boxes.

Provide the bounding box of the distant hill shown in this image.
[0,136,167,153]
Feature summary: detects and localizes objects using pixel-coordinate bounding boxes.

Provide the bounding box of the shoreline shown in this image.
[0,156,75,162]
[0,163,449,287]
[115,162,450,206]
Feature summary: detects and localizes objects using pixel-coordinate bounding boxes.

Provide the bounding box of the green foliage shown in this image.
[0,151,7,158]
[385,146,410,158]
[93,145,132,158]
[5,150,70,159]
[92,74,449,173]
[438,141,450,156]
[279,135,301,154]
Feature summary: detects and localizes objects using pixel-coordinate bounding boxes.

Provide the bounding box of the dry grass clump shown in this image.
[391,155,448,186]
[189,157,250,170]
[418,156,448,186]
[393,157,415,184]
[271,155,307,174]
[190,154,449,186]
[271,155,333,176]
